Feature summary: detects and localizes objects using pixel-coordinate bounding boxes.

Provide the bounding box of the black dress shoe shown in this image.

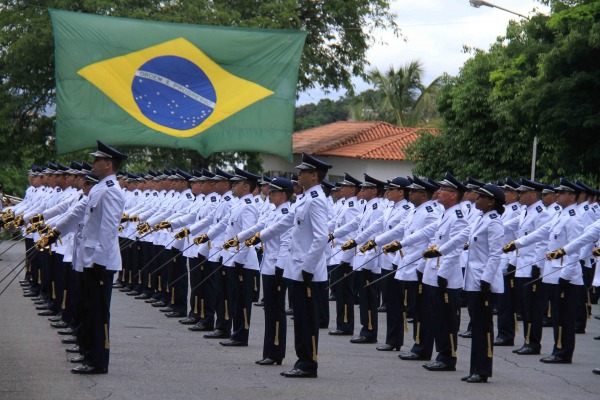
[253,301,264,307]
[461,374,472,381]
[71,365,108,374]
[465,374,488,383]
[458,330,472,338]
[165,311,185,318]
[34,299,47,305]
[38,310,57,316]
[512,346,525,354]
[255,358,282,365]
[126,290,140,296]
[594,336,600,340]
[204,329,229,339]
[593,368,600,375]
[119,287,132,292]
[189,323,213,332]
[48,315,63,322]
[595,315,600,320]
[516,347,540,355]
[145,298,158,304]
[494,338,514,346]
[159,306,174,313]
[328,329,352,336]
[58,328,75,335]
[35,304,50,310]
[540,355,571,364]
[135,293,150,300]
[152,301,167,308]
[61,336,78,344]
[377,306,387,313]
[399,351,430,361]
[51,321,69,329]
[113,282,124,288]
[423,361,456,371]
[219,339,247,347]
[69,355,85,363]
[376,344,400,351]
[350,336,377,344]
[281,368,317,378]
[66,345,80,353]
[23,292,38,297]
[179,317,199,325]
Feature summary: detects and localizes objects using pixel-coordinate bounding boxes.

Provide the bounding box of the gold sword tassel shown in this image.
[514,313,519,333]
[243,308,249,329]
[525,323,531,345]
[368,310,373,331]
[104,324,110,349]
[274,321,280,346]
[311,335,318,361]
[128,270,132,284]
[487,332,493,358]
[158,276,162,292]
[225,300,229,320]
[415,322,421,344]
[254,276,258,292]
[51,281,56,300]
[38,269,41,284]
[194,296,198,314]
[171,287,175,305]
[547,301,551,318]
[148,272,152,288]
[557,326,563,349]
[586,291,592,320]
[61,290,67,310]
[200,299,205,318]
[344,304,348,323]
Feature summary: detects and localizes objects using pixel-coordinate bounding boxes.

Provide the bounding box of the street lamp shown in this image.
[469,0,530,20]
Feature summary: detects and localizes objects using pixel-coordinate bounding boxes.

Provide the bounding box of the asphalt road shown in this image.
[1,240,599,400]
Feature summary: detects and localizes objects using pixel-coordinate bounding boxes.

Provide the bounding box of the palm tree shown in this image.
[349,60,442,127]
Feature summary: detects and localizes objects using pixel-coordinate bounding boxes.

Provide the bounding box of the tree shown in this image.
[349,61,443,127]
[0,0,398,195]
[407,1,600,183]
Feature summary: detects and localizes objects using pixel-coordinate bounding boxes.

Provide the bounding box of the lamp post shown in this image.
[469,1,536,178]
[469,0,530,20]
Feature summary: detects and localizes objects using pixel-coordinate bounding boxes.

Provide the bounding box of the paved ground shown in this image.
[1,239,599,400]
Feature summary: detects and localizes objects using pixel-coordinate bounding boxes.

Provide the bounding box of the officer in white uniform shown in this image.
[246,153,331,378]
[67,141,126,374]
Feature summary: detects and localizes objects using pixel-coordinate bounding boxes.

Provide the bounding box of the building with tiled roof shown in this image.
[262,121,432,182]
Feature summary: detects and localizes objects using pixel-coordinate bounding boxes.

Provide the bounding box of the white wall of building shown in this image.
[261,153,415,181]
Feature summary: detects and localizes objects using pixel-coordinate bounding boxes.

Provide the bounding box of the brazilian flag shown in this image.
[50,9,306,160]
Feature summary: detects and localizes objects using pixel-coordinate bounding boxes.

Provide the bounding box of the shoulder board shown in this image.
[373,203,378,210]
[489,213,498,219]
[348,201,354,207]
[466,203,471,209]
[186,193,193,199]
[512,204,518,211]
[584,205,589,211]
[153,192,158,196]
[106,180,114,187]
[554,205,560,211]
[281,208,289,214]
[244,198,252,204]
[569,209,576,217]
[255,197,260,203]
[535,205,543,213]
[426,206,434,213]
[211,196,217,202]
[403,204,410,210]
[456,209,464,218]
[311,191,318,198]
[56,188,62,192]
[224,196,231,201]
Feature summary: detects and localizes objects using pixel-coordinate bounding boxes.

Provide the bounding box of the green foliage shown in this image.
[0,0,397,195]
[407,2,600,184]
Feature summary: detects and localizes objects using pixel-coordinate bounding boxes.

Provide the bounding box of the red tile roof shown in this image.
[293,121,434,161]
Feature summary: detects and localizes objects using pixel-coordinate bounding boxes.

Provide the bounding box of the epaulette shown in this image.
[255,197,260,203]
[403,204,410,210]
[211,196,217,202]
[244,198,252,204]
[373,203,378,210]
[584,205,589,211]
[106,180,114,187]
[153,192,158,196]
[512,204,518,211]
[282,208,289,214]
[186,193,193,199]
[348,201,354,207]
[554,205,560,211]
[224,196,231,201]
[489,213,498,219]
[57,187,63,192]
[426,206,434,213]
[456,209,464,218]
[535,205,543,213]
[569,209,576,217]
[311,191,318,198]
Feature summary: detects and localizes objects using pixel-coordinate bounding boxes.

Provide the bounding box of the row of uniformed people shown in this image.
[3,141,129,374]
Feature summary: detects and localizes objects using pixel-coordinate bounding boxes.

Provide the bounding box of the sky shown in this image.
[297,0,549,105]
